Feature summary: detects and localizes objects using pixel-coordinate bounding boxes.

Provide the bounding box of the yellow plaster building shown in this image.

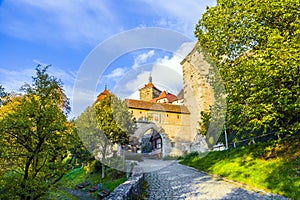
[125,75,194,156]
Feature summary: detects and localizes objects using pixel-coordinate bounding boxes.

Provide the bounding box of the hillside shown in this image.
[180,135,300,199]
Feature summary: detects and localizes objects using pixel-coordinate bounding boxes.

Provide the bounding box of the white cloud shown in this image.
[1,0,120,46]
[0,1,216,46]
[113,42,195,99]
[0,65,76,117]
[143,0,216,37]
[71,88,96,118]
[132,50,155,69]
[105,68,127,79]
[125,71,151,94]
[0,68,34,93]
[33,59,49,67]
[127,90,140,100]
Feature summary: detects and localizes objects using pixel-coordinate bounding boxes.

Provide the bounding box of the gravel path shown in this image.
[143,160,288,200]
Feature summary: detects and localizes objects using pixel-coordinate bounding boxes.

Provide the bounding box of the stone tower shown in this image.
[181,44,215,151]
[139,74,161,101]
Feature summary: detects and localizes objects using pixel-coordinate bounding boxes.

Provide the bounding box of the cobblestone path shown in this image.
[144,161,287,200]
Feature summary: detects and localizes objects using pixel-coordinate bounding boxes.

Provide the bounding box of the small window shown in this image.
[140,111,142,114]
[177,115,180,119]
[167,114,169,117]
[171,142,175,148]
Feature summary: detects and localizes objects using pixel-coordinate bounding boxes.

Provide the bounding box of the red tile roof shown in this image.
[150,91,177,103]
[160,91,177,102]
[95,89,111,103]
[125,99,190,114]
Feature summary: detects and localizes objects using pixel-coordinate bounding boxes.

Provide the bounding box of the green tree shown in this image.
[195,0,300,143]
[76,94,135,178]
[0,65,74,199]
[198,110,211,137]
[0,85,7,106]
[94,95,135,145]
[68,124,95,167]
[75,106,113,178]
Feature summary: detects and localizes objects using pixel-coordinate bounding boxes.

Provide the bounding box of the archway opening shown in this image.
[139,128,163,158]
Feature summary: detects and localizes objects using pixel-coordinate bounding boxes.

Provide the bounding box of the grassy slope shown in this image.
[45,162,126,199]
[180,134,300,199]
[59,167,126,191]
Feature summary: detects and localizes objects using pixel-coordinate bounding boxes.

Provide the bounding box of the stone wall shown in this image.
[139,86,161,101]
[104,165,144,200]
[181,44,215,152]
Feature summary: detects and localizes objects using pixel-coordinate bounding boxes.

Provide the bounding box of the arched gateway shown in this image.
[130,121,172,157]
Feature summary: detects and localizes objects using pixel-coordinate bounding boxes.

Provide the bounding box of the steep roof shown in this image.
[139,82,162,93]
[95,89,111,103]
[125,99,190,114]
[150,91,177,103]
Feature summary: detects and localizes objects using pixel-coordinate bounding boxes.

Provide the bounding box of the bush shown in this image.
[163,155,182,160]
[181,151,199,161]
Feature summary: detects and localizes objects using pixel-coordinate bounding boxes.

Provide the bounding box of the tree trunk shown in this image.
[101,142,107,179]
[101,163,105,178]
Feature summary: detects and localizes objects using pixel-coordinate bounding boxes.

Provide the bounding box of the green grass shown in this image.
[180,134,300,199]
[140,179,149,199]
[58,161,127,189]
[163,155,183,160]
[45,161,127,199]
[41,189,78,200]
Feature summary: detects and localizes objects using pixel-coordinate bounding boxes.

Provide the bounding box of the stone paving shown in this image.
[143,160,288,200]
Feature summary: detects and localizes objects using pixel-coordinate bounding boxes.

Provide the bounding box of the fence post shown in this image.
[224,125,228,150]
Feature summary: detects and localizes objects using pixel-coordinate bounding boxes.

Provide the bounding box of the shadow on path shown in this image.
[143,161,288,199]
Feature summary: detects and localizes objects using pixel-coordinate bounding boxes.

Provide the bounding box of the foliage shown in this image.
[94,95,135,145]
[44,161,126,199]
[75,94,135,178]
[162,155,182,160]
[0,65,75,200]
[195,0,300,142]
[41,189,78,200]
[181,151,200,162]
[0,85,7,106]
[75,106,112,178]
[59,161,126,192]
[68,127,95,167]
[140,179,149,200]
[198,110,211,136]
[180,134,300,199]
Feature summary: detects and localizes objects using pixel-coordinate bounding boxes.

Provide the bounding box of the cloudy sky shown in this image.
[0,0,216,117]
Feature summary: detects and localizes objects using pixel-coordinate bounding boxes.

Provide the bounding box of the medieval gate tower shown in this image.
[181,44,215,152]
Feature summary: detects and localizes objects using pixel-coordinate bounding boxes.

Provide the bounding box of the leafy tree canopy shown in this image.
[0,65,75,200]
[75,94,135,177]
[94,94,135,145]
[195,0,300,142]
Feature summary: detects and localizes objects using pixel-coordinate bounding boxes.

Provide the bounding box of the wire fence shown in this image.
[217,131,280,150]
[230,132,279,148]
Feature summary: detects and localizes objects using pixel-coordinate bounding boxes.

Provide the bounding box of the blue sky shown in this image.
[0,0,216,117]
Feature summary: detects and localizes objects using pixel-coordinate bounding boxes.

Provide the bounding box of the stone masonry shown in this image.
[181,44,215,152]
